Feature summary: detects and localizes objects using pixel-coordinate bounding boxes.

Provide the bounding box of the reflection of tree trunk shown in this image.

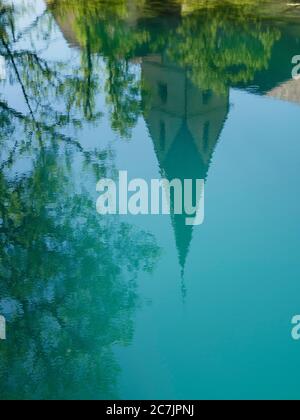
[1,36,35,120]
[84,24,93,119]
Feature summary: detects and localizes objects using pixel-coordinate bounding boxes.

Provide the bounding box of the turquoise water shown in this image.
[1,0,300,400]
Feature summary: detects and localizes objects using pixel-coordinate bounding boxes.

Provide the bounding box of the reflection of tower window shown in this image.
[202,90,212,105]
[160,121,166,151]
[203,121,210,151]
[158,82,168,105]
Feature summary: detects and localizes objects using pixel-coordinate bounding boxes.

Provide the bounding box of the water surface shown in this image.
[1,0,300,400]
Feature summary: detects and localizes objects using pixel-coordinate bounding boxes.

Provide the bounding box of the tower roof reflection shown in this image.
[142,54,229,284]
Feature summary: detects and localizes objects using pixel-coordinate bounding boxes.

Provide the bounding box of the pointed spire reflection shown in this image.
[142,54,229,293]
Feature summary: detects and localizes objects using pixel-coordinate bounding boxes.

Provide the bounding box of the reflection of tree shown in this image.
[48,0,149,138]
[0,3,160,399]
[166,8,281,94]
[49,0,282,133]
[0,0,102,153]
[105,60,143,138]
[0,148,160,400]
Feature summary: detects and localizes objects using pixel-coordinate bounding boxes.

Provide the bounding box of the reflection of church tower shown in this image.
[142,54,229,292]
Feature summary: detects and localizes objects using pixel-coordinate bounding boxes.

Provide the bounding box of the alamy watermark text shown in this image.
[0,56,6,81]
[0,315,6,340]
[96,171,205,226]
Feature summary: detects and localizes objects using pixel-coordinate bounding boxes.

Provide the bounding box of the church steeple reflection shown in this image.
[142,54,229,290]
